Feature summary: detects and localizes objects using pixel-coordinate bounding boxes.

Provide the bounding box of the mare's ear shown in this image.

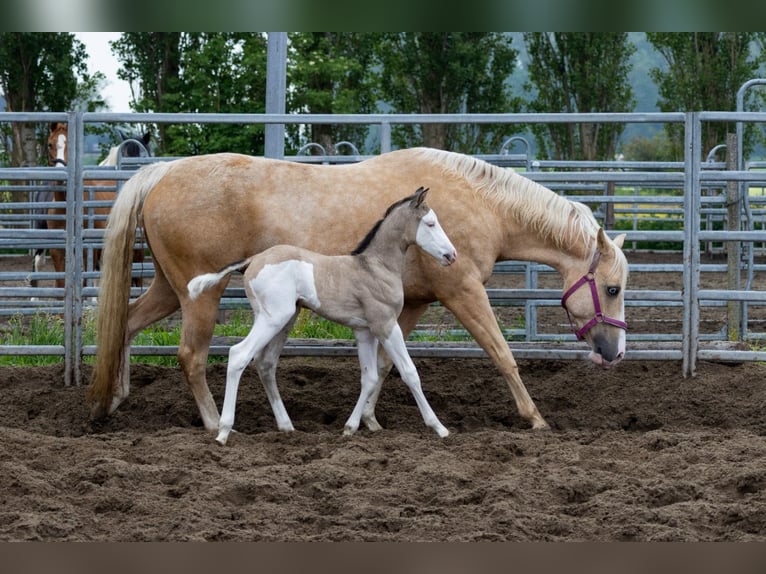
[597,228,626,254]
[412,186,429,207]
[50,122,62,132]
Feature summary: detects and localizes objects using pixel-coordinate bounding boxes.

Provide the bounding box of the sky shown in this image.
[76,32,132,112]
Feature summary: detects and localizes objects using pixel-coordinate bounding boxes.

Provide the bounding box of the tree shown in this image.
[647,32,763,159]
[111,33,182,154]
[524,33,636,161]
[286,33,377,155]
[0,33,96,167]
[374,33,523,153]
[112,33,268,156]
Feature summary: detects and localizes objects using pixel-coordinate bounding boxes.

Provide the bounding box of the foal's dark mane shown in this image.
[351,191,419,256]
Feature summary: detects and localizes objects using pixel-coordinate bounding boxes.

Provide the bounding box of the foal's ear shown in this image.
[412,186,429,207]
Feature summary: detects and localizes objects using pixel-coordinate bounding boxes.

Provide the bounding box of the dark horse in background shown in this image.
[30,122,151,291]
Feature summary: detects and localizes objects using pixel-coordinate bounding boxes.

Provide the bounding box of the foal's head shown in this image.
[353,187,457,266]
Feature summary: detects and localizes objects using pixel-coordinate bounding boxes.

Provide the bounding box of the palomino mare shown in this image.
[89,148,628,433]
[33,122,150,289]
[186,187,457,444]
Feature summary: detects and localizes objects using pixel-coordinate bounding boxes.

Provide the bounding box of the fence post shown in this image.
[682,112,701,378]
[63,111,84,386]
[726,132,742,341]
[265,32,287,159]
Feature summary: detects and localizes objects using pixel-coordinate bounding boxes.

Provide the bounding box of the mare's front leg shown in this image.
[344,329,382,435]
[441,279,549,430]
[378,323,449,438]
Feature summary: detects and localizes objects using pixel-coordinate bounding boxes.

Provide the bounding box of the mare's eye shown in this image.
[606,286,620,296]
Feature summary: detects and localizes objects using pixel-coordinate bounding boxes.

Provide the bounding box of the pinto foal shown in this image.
[187,187,457,444]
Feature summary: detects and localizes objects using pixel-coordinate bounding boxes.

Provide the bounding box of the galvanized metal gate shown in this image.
[2,110,766,386]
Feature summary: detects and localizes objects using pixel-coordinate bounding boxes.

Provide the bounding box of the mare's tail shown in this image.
[187,258,252,300]
[88,161,174,416]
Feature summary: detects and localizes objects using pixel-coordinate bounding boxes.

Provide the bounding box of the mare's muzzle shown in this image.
[561,251,627,342]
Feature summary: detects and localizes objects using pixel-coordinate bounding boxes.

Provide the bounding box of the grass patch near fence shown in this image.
[0,306,521,367]
[0,307,356,367]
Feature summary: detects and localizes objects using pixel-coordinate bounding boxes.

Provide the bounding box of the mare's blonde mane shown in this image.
[413,148,598,251]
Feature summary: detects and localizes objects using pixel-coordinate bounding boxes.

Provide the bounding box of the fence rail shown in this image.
[1,110,766,385]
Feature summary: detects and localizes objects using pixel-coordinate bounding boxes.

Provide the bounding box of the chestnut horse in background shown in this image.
[89,148,628,433]
[32,122,150,290]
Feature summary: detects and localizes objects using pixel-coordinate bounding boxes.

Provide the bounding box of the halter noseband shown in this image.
[560,250,628,340]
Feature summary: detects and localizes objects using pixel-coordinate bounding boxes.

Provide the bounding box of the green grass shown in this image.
[0,307,362,367]
[0,304,523,367]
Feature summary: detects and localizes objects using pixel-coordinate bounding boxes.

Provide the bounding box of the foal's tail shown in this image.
[187,258,252,301]
[88,161,174,416]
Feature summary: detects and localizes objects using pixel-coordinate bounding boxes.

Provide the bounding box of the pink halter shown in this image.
[561,251,628,340]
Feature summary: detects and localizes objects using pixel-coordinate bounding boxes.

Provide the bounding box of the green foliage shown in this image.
[0,33,103,167]
[286,33,377,154]
[621,130,674,162]
[112,33,268,156]
[524,33,636,161]
[647,33,765,160]
[375,33,524,153]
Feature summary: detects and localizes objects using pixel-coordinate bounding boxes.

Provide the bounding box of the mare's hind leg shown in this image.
[377,323,448,437]
[362,301,430,431]
[253,310,299,432]
[107,267,181,415]
[217,300,299,445]
[178,288,226,432]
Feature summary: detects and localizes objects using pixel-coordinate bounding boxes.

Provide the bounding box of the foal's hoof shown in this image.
[531,419,551,431]
[361,416,383,432]
[215,429,232,445]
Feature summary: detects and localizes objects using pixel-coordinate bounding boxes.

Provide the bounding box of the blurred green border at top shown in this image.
[0,0,760,33]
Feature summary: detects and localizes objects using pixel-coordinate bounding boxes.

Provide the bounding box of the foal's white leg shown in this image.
[362,302,430,432]
[379,324,449,438]
[343,329,381,436]
[217,307,295,445]
[253,311,299,432]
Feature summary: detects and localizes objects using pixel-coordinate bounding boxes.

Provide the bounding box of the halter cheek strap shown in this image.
[561,251,628,340]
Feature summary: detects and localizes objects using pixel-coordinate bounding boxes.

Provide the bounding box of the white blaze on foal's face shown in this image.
[415,209,456,266]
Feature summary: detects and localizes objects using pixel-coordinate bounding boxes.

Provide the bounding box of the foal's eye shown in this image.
[606,286,620,296]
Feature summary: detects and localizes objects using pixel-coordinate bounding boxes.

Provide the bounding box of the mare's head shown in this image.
[353,187,457,266]
[560,228,628,369]
[48,122,68,167]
